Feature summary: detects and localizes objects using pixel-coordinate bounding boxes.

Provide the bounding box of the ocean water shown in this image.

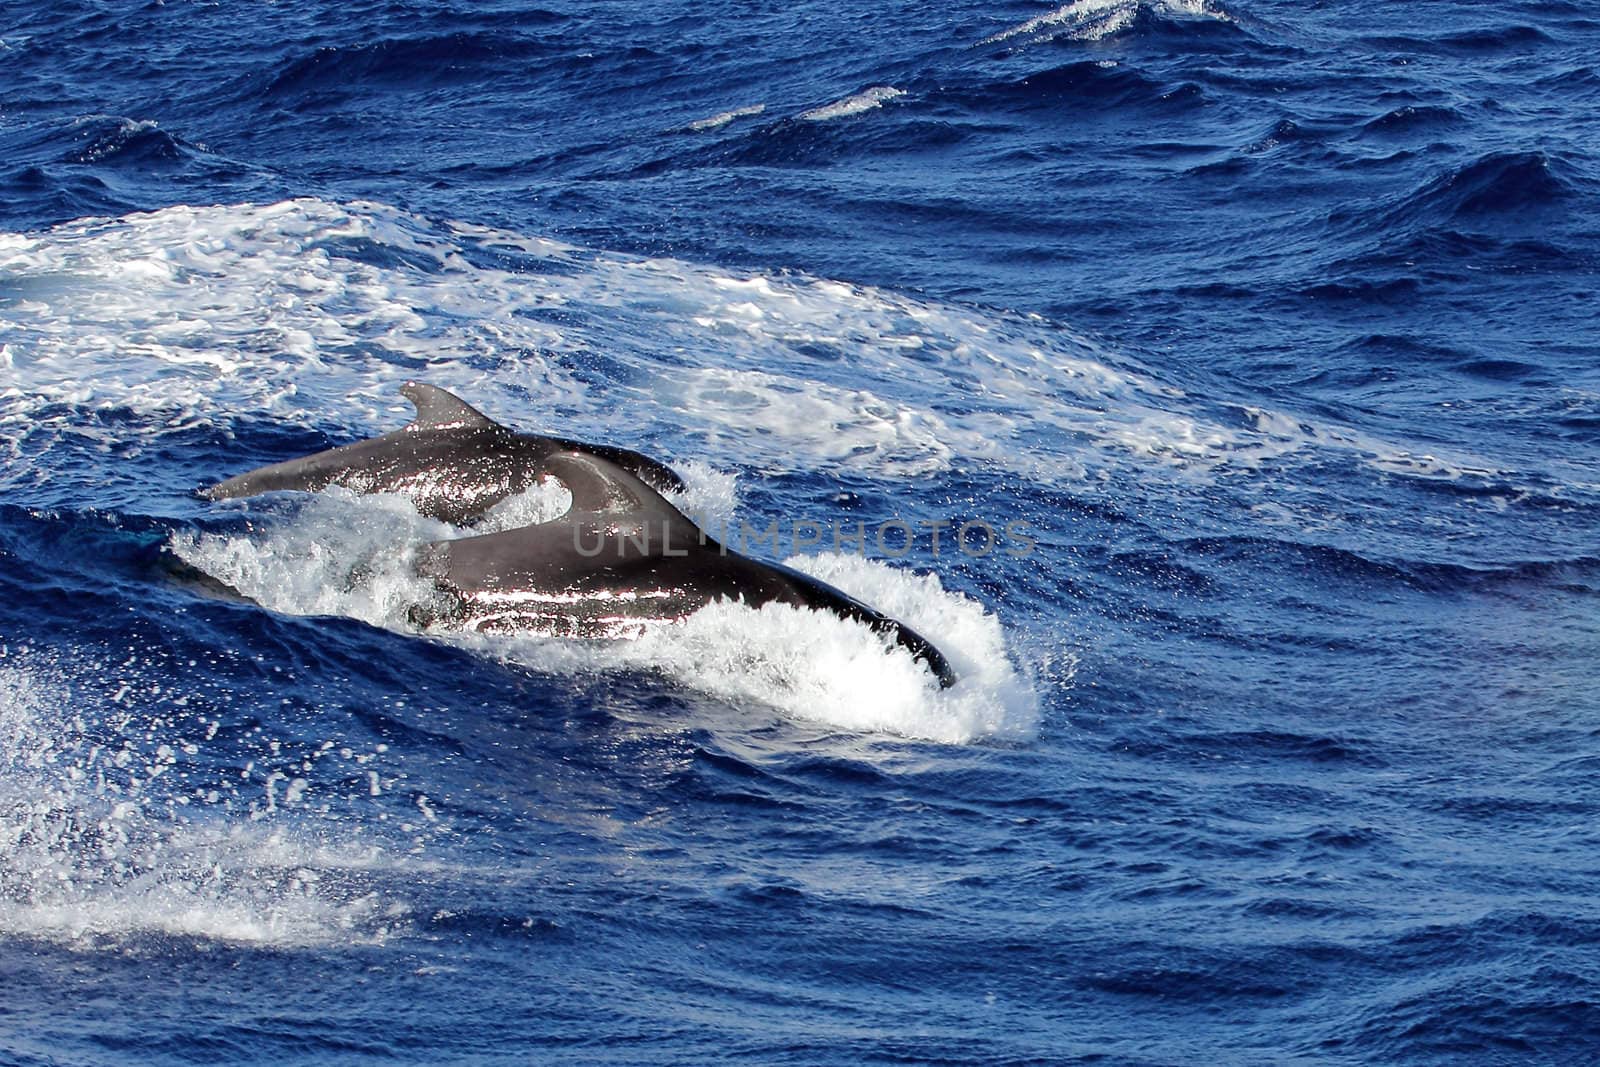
[2,0,1598,1062]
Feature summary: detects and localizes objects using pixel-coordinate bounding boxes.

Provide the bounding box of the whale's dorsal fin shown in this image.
[545,451,693,526]
[401,381,497,432]
[417,451,705,591]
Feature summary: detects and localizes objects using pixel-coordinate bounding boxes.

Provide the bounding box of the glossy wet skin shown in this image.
[201,382,685,525]
[413,452,959,688]
[204,424,684,526]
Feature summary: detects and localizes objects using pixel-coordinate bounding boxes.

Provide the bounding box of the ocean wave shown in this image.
[261,31,562,98]
[644,112,979,174]
[61,117,194,168]
[1325,151,1590,251]
[4,0,1600,1055]
[1358,103,1468,138]
[948,60,1203,115]
[1405,151,1582,220]
[983,0,1231,46]
[798,86,906,122]
[686,103,766,132]
[1360,23,1555,57]
[1172,534,1600,594]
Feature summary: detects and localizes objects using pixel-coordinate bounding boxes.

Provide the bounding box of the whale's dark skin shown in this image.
[201,382,685,525]
[413,451,958,689]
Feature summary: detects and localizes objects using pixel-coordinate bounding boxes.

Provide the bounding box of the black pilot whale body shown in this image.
[202,381,685,525]
[199,384,958,689]
[412,452,958,688]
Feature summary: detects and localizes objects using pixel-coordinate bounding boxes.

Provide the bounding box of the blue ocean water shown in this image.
[2,0,1599,1062]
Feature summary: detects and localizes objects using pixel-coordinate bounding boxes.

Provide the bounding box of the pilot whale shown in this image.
[412,451,959,689]
[202,381,684,525]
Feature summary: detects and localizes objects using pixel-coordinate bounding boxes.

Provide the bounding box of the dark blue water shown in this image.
[3,1,1599,1062]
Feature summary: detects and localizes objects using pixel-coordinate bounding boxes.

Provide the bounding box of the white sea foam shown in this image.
[169,490,1040,744]
[171,488,450,627]
[687,103,766,131]
[659,366,971,476]
[0,197,1503,495]
[476,477,575,534]
[799,86,905,122]
[984,0,1229,46]
[0,647,417,948]
[476,552,1043,744]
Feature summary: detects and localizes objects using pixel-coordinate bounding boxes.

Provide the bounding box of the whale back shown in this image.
[416,452,958,687]
[200,381,686,518]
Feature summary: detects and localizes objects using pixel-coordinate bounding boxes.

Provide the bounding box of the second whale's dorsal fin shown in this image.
[400,381,498,432]
[545,451,695,527]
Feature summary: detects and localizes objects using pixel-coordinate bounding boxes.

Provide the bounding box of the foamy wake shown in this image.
[0,197,1506,496]
[171,483,1043,746]
[0,647,420,948]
